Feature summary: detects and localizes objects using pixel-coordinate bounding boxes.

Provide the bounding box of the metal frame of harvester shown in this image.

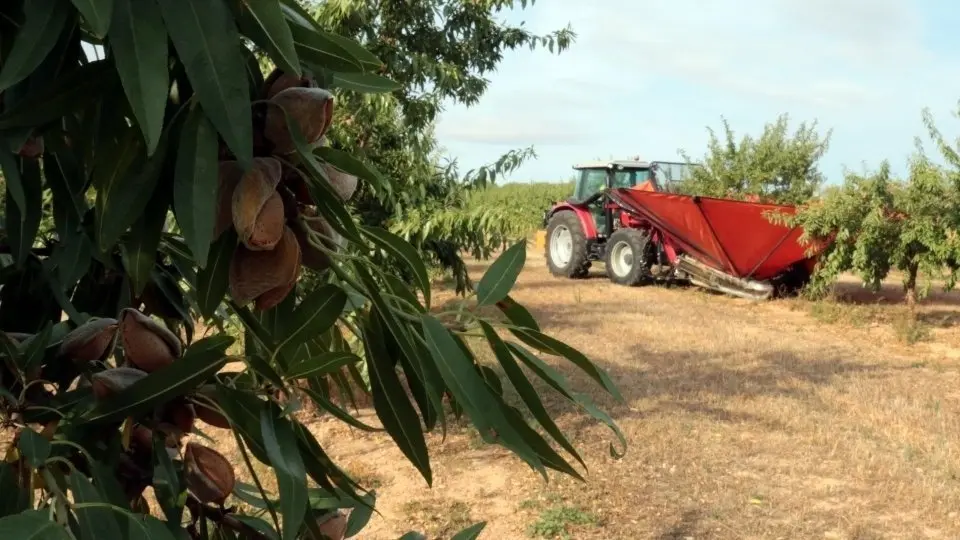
[542,159,825,301]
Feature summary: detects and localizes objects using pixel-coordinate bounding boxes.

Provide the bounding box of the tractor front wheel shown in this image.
[545,211,591,278]
[604,228,652,286]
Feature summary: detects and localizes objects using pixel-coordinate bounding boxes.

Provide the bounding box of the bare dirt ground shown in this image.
[270,252,960,540]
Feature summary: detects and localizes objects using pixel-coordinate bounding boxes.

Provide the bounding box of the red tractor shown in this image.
[542,159,826,300]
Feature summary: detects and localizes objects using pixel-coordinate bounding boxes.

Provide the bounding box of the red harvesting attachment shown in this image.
[607,188,821,281]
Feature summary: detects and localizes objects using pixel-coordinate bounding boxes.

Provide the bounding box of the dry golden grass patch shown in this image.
[289,252,960,539]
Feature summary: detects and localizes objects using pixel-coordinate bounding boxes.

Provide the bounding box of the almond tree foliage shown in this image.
[294,0,575,293]
[0,1,626,539]
[677,114,832,205]
[768,109,960,305]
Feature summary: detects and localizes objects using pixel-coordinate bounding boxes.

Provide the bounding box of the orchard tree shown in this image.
[770,150,960,306]
[678,114,832,205]
[0,1,626,539]
[294,0,575,291]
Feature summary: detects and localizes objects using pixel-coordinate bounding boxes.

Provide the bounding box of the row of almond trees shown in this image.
[680,112,960,307]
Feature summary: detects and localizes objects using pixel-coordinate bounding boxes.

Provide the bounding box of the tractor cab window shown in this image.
[652,162,696,192]
[612,168,650,189]
[576,169,608,200]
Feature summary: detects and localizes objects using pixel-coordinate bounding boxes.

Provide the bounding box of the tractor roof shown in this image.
[572,159,651,170]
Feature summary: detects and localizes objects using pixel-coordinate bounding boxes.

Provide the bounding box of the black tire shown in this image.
[604,228,652,286]
[545,211,591,278]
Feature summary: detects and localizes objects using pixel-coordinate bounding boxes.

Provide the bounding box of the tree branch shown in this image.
[184,495,272,540]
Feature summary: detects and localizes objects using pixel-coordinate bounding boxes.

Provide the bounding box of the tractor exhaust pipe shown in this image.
[675,255,773,301]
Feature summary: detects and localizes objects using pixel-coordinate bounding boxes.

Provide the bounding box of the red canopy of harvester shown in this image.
[608,188,825,281]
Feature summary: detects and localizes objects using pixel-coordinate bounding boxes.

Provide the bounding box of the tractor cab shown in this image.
[571,159,695,201]
[569,159,697,235]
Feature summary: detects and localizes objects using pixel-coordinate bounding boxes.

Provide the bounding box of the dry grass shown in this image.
[291,251,960,539]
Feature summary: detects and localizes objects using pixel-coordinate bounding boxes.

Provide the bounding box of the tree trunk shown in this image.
[905,262,919,310]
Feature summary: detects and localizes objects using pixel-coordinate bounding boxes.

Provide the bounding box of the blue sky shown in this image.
[432,0,960,185]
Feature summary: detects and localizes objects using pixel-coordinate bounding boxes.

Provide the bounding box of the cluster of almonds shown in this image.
[52,309,236,511]
[217,67,359,312]
[54,297,349,535]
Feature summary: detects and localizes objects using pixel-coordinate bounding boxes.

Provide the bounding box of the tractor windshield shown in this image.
[612,168,650,189]
[652,162,696,192]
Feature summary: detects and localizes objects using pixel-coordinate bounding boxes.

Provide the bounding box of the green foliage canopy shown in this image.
[295,0,577,292]
[678,114,832,205]
[769,109,960,304]
[0,1,623,539]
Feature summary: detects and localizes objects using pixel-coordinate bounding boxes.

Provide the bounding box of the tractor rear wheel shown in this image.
[545,211,590,278]
[604,228,652,286]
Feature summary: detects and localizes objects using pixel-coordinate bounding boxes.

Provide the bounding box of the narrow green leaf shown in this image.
[0,464,30,517]
[239,0,301,77]
[232,481,278,510]
[19,323,52,375]
[260,404,308,540]
[476,241,525,307]
[5,159,42,268]
[71,0,114,37]
[343,491,376,537]
[108,0,169,155]
[0,60,117,130]
[94,126,170,253]
[126,514,179,540]
[0,0,71,93]
[213,385,271,463]
[196,230,237,319]
[152,434,183,526]
[51,230,92,289]
[311,27,382,70]
[17,429,51,468]
[451,522,487,540]
[509,328,623,402]
[353,264,447,434]
[494,294,540,331]
[157,0,253,168]
[277,0,324,31]
[506,342,627,459]
[44,136,88,236]
[121,189,170,296]
[69,470,123,540]
[361,311,432,485]
[274,284,346,359]
[420,315,543,471]
[361,226,431,306]
[82,335,233,424]
[173,105,220,266]
[0,510,71,539]
[286,351,358,380]
[299,387,380,432]
[332,72,401,94]
[0,152,25,218]
[287,23,364,73]
[315,145,390,194]
[480,321,584,469]
[291,422,356,497]
[231,516,279,540]
[231,303,276,352]
[501,403,583,480]
[89,461,131,515]
[244,354,286,391]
